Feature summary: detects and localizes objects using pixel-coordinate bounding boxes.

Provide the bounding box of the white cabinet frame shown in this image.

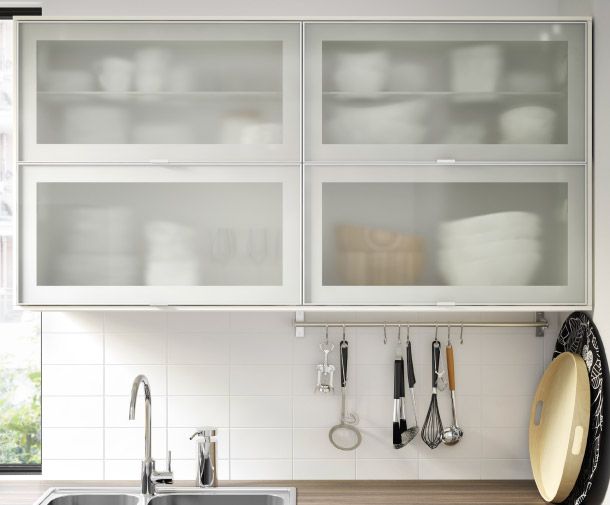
[304,20,590,164]
[305,164,590,307]
[16,20,302,163]
[18,164,302,306]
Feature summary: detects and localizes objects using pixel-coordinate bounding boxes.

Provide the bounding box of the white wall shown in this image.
[40,310,559,481]
[43,0,564,17]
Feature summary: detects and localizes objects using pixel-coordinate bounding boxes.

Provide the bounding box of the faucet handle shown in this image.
[167,450,172,473]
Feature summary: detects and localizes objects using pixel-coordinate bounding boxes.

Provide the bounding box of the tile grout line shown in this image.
[102,313,106,480]
[165,313,169,472]
[228,313,232,480]
[290,322,295,480]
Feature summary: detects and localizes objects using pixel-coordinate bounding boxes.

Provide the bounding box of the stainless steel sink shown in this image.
[35,488,295,505]
[35,489,143,505]
[47,495,139,505]
[149,488,296,505]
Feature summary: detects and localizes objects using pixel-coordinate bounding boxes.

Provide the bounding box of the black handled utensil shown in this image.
[402,339,419,442]
[393,358,405,448]
[398,357,408,435]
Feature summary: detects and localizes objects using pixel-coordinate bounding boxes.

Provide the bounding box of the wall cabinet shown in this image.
[18,21,301,162]
[15,18,591,308]
[305,22,587,162]
[305,164,587,306]
[305,21,587,163]
[19,165,301,305]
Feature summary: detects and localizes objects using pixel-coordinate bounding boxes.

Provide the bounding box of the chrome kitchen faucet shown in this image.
[129,374,173,495]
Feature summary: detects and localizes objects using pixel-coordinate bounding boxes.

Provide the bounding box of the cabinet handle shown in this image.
[436,159,456,164]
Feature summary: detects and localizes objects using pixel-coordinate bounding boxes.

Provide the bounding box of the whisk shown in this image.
[421,339,444,449]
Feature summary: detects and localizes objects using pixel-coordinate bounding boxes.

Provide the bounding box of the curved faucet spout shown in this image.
[129,374,151,420]
[129,374,152,464]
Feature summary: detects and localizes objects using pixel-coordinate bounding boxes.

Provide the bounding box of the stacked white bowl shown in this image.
[437,211,542,286]
[144,221,200,285]
[56,206,138,286]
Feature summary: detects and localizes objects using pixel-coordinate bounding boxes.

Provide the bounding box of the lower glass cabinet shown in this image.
[19,165,301,305]
[305,164,588,306]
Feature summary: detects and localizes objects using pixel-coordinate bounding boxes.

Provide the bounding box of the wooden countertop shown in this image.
[0,480,544,505]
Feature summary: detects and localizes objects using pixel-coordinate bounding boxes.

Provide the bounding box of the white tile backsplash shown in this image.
[168,333,230,365]
[230,366,292,396]
[419,458,481,479]
[230,396,292,428]
[167,396,230,427]
[168,365,230,396]
[230,428,292,459]
[356,459,419,479]
[231,459,292,480]
[105,427,167,460]
[41,311,546,480]
[43,460,104,480]
[42,397,103,427]
[104,312,167,334]
[105,333,167,365]
[480,459,534,480]
[42,428,104,459]
[167,312,230,333]
[42,312,104,333]
[293,459,355,480]
[42,333,103,365]
[42,365,104,396]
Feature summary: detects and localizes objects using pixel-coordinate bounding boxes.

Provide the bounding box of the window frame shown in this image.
[0,5,42,476]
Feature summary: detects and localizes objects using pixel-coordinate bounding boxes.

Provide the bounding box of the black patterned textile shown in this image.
[554,312,605,505]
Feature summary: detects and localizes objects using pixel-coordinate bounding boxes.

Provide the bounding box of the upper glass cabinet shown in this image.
[17,21,301,162]
[305,21,588,163]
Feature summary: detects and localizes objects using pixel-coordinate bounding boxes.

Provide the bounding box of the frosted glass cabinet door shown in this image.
[18,21,301,162]
[305,21,588,162]
[19,165,301,305]
[305,165,588,306]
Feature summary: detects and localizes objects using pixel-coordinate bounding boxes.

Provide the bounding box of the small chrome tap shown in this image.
[129,374,173,495]
[190,428,217,488]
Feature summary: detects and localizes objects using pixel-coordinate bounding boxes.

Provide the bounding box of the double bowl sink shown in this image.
[35,488,295,505]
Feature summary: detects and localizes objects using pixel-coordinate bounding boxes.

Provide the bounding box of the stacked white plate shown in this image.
[437,211,542,286]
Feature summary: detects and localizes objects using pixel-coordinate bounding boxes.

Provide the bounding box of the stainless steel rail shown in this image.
[294,312,549,338]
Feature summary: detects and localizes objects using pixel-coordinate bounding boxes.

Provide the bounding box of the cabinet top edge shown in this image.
[14,305,593,312]
[12,15,593,23]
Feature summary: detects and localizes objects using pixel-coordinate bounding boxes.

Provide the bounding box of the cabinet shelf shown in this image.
[322,91,566,103]
[37,91,282,96]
